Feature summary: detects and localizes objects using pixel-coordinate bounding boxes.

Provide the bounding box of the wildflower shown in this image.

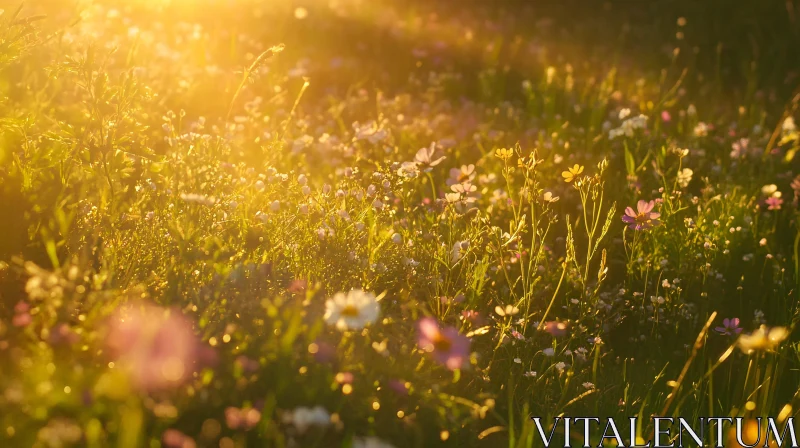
[324,290,380,331]
[451,240,469,263]
[693,122,709,137]
[714,318,743,336]
[447,164,476,186]
[391,233,402,244]
[543,191,560,203]
[761,184,780,197]
[523,371,538,378]
[25,262,70,302]
[676,168,693,188]
[414,143,446,171]
[494,305,519,317]
[417,317,471,370]
[353,436,396,448]
[554,361,566,373]
[729,138,752,159]
[450,182,477,200]
[609,114,648,139]
[791,175,800,203]
[621,200,661,230]
[783,116,797,134]
[225,407,261,431]
[12,301,31,327]
[619,108,631,120]
[353,120,387,144]
[445,192,461,203]
[270,200,280,212]
[737,325,789,354]
[765,197,783,210]
[661,110,671,122]
[542,348,555,357]
[543,321,568,337]
[162,429,196,448]
[283,406,330,433]
[495,147,514,160]
[561,164,584,183]
[397,161,419,179]
[582,382,595,390]
[106,303,204,392]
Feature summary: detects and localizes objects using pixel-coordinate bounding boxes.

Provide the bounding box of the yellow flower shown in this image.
[495,148,513,161]
[561,164,584,182]
[737,325,789,354]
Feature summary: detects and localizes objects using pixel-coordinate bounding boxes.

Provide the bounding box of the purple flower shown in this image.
[417,317,471,370]
[715,318,743,336]
[621,200,661,230]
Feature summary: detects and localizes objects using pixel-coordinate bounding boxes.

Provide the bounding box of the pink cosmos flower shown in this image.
[661,110,671,122]
[715,318,743,336]
[765,197,783,210]
[417,317,470,370]
[621,200,661,230]
[106,303,204,392]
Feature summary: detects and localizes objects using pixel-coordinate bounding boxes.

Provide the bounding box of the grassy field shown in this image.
[2,0,800,446]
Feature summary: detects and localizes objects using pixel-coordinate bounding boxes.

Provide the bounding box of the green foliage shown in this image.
[1,1,800,447]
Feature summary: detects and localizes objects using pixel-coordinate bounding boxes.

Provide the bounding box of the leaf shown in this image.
[624,144,636,176]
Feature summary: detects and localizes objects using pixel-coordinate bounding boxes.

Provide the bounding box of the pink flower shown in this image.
[162,429,196,448]
[621,200,661,230]
[714,318,743,336]
[225,406,262,431]
[661,110,671,122]
[417,317,470,370]
[765,197,783,210]
[791,175,800,204]
[106,303,204,392]
[12,301,31,327]
[543,321,568,337]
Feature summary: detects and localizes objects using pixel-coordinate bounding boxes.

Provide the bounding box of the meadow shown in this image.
[1,0,800,446]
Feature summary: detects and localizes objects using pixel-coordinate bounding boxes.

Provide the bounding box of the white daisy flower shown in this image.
[324,290,380,331]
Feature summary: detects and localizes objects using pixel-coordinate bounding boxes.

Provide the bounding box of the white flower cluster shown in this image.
[609,114,648,139]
